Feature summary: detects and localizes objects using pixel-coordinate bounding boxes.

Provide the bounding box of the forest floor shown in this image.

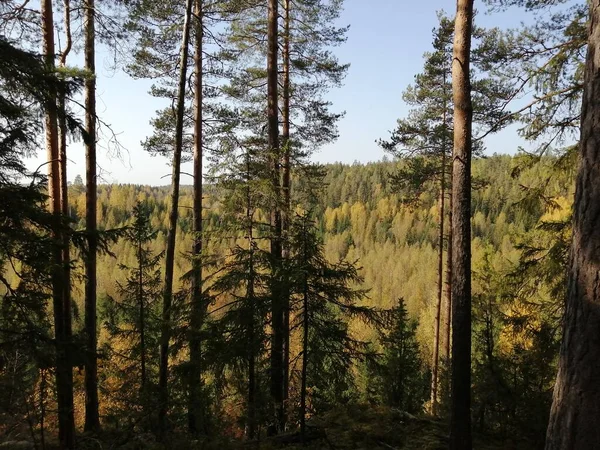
[6,405,531,450]
[95,405,530,450]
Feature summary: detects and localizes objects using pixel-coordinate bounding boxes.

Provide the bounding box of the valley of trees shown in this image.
[1,0,599,449]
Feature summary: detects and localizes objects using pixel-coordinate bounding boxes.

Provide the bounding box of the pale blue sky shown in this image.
[27,0,536,185]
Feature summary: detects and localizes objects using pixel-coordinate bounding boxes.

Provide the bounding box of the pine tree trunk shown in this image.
[442,69,452,365]
[449,0,474,448]
[267,0,284,435]
[41,1,75,447]
[444,174,453,362]
[246,155,257,440]
[83,0,100,432]
[188,0,204,435]
[430,154,445,417]
[58,1,73,346]
[545,3,600,447]
[281,0,291,431]
[158,0,193,437]
[57,3,74,435]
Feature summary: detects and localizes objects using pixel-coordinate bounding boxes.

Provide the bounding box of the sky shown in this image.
[26,0,536,186]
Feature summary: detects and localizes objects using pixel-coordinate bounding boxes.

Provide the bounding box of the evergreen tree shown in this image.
[450,0,475,448]
[379,13,514,415]
[288,212,374,437]
[208,139,273,439]
[374,298,427,414]
[0,35,81,449]
[41,1,75,446]
[83,0,100,431]
[545,0,600,446]
[102,202,163,425]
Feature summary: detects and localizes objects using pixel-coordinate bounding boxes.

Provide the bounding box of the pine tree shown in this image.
[545,0,600,446]
[188,0,205,435]
[41,1,75,447]
[83,0,100,431]
[450,0,474,448]
[379,14,515,415]
[157,0,193,436]
[0,35,80,449]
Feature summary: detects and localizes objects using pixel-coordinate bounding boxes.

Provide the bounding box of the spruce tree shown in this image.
[375,299,427,414]
[103,202,163,425]
[287,212,374,437]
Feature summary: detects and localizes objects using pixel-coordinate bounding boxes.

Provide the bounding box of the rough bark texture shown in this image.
[545,2,600,448]
[430,156,445,417]
[449,0,474,448]
[281,0,291,431]
[41,0,75,447]
[158,0,193,437]
[267,0,284,435]
[83,0,100,432]
[188,0,204,435]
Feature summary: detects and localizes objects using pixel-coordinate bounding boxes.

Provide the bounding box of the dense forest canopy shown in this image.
[1,0,599,449]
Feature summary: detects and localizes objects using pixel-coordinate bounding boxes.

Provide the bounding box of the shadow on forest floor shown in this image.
[5,405,533,450]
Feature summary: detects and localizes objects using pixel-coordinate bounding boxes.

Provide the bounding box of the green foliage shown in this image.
[368,299,427,414]
[288,213,375,417]
[0,36,82,438]
[101,202,164,427]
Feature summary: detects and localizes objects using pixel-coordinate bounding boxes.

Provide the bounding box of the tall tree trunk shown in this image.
[449,0,474,448]
[41,1,75,447]
[545,2,600,447]
[442,68,452,365]
[281,0,291,431]
[158,0,193,437]
[444,173,453,362]
[188,0,204,435]
[57,6,74,437]
[246,155,257,440]
[267,0,284,435]
[430,153,445,417]
[83,0,100,432]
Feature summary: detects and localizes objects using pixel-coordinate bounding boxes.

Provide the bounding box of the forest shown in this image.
[1,0,599,449]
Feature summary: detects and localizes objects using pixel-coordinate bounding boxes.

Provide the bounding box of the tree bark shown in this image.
[444,172,453,362]
[158,0,193,437]
[449,0,474,448]
[188,0,204,435]
[267,0,284,435]
[442,68,452,365]
[545,2,600,447]
[430,152,445,417]
[281,0,291,432]
[41,0,75,447]
[57,5,74,436]
[83,0,100,432]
